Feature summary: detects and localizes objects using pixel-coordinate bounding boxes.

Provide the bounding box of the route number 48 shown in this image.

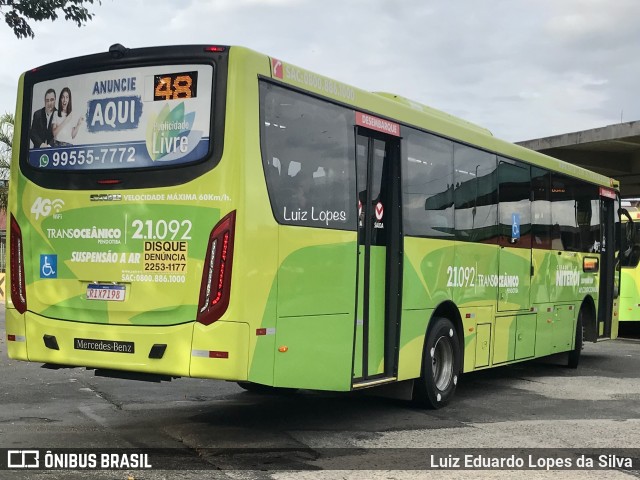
[153,72,197,100]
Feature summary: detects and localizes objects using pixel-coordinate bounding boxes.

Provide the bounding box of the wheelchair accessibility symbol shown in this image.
[40,254,57,279]
[511,213,521,240]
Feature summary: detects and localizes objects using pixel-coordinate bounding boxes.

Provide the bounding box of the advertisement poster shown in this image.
[28,64,213,170]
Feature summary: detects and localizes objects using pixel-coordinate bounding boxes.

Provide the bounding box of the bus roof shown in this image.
[19,43,619,190]
[372,92,494,137]
[262,48,617,190]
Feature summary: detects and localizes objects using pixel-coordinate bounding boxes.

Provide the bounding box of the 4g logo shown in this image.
[31,197,65,220]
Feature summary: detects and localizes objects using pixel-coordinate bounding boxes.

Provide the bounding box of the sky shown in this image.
[1,0,639,143]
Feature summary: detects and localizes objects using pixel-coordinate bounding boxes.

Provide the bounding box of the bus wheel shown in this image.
[413,317,461,409]
[237,382,297,395]
[567,310,584,369]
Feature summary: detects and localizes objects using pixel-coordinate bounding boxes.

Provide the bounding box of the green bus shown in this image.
[5,44,621,408]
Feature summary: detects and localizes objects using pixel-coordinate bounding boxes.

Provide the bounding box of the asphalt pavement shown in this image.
[1,306,639,479]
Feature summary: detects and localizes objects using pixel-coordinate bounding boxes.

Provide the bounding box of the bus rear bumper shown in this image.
[190,321,249,380]
[5,309,250,381]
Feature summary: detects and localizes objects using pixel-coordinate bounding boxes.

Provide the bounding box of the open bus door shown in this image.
[617,206,637,328]
[352,119,402,387]
[597,188,618,339]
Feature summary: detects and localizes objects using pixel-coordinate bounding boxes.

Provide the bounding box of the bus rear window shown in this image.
[27,64,213,171]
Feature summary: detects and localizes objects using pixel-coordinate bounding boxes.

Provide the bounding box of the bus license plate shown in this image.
[86,284,126,301]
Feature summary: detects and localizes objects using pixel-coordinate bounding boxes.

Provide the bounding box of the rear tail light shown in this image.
[197,211,236,325]
[10,214,27,313]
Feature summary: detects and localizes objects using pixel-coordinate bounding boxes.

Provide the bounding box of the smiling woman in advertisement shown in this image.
[52,87,85,146]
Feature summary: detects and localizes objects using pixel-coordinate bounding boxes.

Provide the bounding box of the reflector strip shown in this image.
[7,335,25,342]
[465,313,476,319]
[191,349,229,359]
[209,351,229,359]
[256,328,276,336]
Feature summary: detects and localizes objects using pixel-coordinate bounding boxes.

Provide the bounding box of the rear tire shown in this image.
[567,311,584,369]
[413,317,461,409]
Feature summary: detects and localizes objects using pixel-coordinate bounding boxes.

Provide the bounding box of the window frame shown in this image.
[19,45,227,190]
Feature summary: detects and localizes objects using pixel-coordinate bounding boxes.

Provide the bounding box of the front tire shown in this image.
[413,317,461,409]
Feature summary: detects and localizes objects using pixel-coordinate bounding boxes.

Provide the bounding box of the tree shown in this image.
[0,112,13,212]
[0,0,101,39]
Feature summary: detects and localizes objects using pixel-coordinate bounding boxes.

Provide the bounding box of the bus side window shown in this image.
[453,144,498,243]
[550,175,600,253]
[497,158,531,249]
[531,167,551,249]
[402,128,454,238]
[259,80,355,230]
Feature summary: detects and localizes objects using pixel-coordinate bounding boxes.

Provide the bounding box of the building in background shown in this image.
[518,121,640,198]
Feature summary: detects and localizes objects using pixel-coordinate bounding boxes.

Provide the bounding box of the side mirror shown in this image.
[619,208,635,252]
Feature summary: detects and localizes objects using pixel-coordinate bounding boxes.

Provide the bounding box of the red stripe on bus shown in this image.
[209,351,229,359]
